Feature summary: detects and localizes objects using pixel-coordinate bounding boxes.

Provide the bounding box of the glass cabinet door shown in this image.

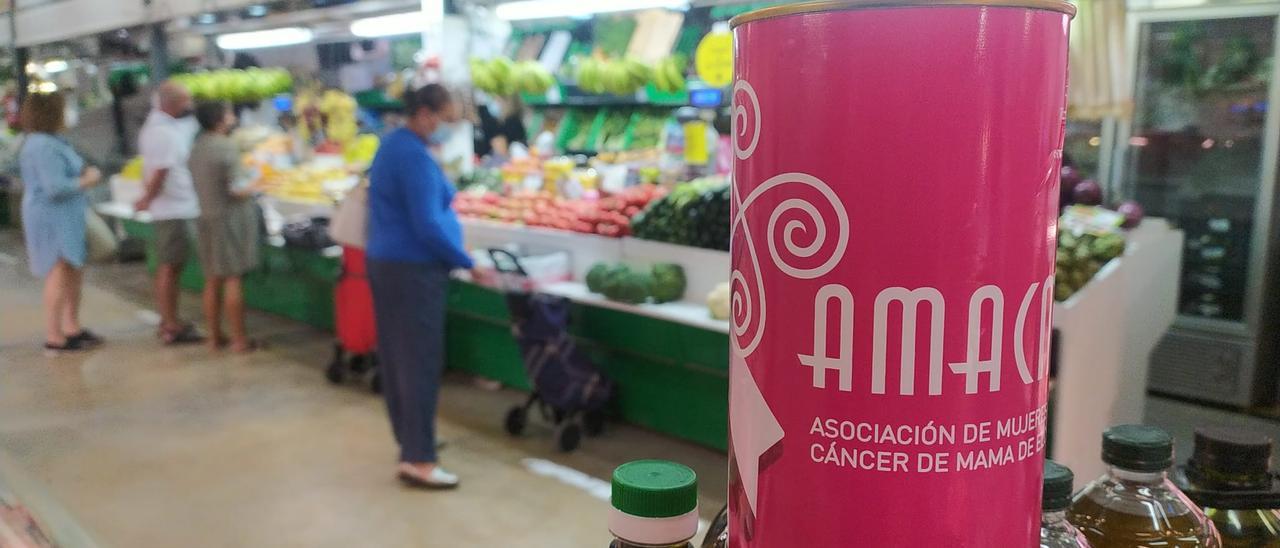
[1121,14,1276,325]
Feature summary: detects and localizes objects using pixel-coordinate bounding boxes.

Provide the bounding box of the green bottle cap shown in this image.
[1042,460,1074,511]
[611,460,698,518]
[1102,424,1173,473]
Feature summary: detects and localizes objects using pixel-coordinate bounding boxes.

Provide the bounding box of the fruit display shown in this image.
[585,261,687,304]
[630,176,730,251]
[1055,226,1126,301]
[471,57,555,96]
[257,164,352,204]
[576,57,653,96]
[171,68,292,103]
[1116,200,1145,228]
[342,134,380,166]
[651,55,688,94]
[453,184,664,237]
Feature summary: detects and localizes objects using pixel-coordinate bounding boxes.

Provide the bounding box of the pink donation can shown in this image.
[727,1,1075,546]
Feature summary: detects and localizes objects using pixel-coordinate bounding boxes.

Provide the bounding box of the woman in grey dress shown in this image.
[18,92,106,354]
[189,101,260,353]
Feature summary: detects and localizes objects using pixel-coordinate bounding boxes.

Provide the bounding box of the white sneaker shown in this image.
[397,464,460,490]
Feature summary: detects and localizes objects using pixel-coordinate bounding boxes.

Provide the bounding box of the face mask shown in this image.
[429,122,456,145]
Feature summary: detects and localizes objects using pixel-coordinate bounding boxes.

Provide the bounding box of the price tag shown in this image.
[695,26,733,88]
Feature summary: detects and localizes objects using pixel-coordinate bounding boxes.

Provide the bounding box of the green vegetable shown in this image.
[602,267,652,304]
[1054,227,1126,301]
[707,282,730,320]
[649,263,687,303]
[630,176,730,251]
[586,263,612,293]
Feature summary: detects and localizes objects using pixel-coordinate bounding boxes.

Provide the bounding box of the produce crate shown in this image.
[558,108,606,153]
[595,108,634,152]
[643,83,689,106]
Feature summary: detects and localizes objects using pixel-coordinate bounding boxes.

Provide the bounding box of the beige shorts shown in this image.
[152,219,193,266]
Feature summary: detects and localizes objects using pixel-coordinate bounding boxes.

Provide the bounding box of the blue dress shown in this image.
[19,133,87,277]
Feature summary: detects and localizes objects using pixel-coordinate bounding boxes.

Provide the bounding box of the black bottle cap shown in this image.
[1043,460,1074,512]
[1102,424,1173,473]
[1188,427,1273,487]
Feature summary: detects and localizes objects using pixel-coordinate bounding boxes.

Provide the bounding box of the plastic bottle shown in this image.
[609,460,699,548]
[701,504,727,548]
[1175,428,1280,547]
[1043,460,1092,547]
[1068,424,1221,547]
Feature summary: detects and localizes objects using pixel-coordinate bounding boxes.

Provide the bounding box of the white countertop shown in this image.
[538,281,729,335]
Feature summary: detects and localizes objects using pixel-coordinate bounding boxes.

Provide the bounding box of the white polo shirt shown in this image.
[138,109,200,220]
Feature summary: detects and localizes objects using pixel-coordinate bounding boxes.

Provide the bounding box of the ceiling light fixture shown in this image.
[350,11,435,38]
[43,60,69,73]
[216,27,314,50]
[494,0,688,21]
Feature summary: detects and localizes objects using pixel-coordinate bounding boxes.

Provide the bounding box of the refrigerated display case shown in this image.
[1118,4,1280,406]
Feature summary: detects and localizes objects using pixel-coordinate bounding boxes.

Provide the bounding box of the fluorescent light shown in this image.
[216,27,313,50]
[24,62,38,74]
[245,4,269,17]
[495,0,688,21]
[351,11,435,38]
[43,60,69,73]
[30,81,58,93]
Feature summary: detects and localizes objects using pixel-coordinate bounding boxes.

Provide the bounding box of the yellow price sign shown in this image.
[695,29,733,88]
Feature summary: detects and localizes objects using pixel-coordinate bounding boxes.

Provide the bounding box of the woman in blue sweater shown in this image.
[367,84,472,489]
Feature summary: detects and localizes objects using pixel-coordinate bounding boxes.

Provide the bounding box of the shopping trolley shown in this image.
[488,248,612,452]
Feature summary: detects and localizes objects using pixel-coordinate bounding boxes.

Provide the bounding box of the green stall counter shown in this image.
[118,216,730,450]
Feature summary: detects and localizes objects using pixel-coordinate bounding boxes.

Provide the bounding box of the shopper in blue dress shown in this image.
[18,92,105,354]
[367,84,471,489]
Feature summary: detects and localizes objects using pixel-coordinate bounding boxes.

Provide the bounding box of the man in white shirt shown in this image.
[134,81,203,344]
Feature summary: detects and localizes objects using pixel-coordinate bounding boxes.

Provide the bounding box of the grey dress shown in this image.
[189,132,260,278]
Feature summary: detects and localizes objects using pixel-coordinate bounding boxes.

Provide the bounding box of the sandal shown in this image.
[160,323,205,346]
[44,338,87,356]
[66,329,105,348]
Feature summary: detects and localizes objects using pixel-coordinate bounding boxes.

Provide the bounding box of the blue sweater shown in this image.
[366,128,474,268]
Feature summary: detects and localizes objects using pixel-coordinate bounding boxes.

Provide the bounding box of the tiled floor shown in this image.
[0,229,1275,547]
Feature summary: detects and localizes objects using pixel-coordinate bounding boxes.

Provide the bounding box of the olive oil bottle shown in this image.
[1175,428,1280,548]
[701,504,727,548]
[1042,460,1091,547]
[609,460,699,548]
[1068,425,1221,547]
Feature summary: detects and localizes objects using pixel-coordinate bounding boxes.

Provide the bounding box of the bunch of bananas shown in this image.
[470,57,554,96]
[172,68,292,103]
[511,61,556,94]
[470,57,514,95]
[319,90,358,146]
[652,55,688,94]
[577,57,653,96]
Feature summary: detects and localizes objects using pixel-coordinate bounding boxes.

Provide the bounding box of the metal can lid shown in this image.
[730,0,1076,29]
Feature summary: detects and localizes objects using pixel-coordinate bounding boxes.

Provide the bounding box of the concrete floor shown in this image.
[0,229,1277,547]
[0,234,726,548]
